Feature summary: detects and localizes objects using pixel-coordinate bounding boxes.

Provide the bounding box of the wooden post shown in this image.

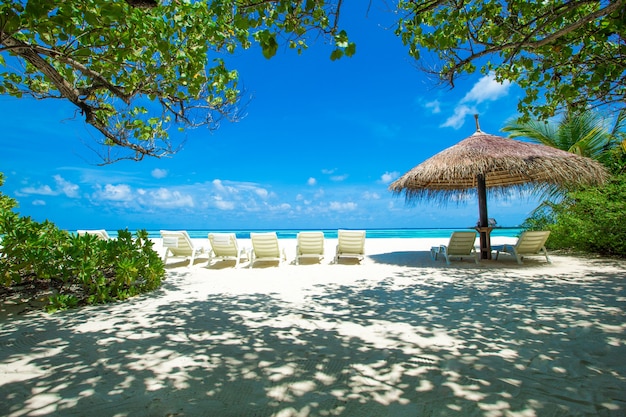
[476,174,492,260]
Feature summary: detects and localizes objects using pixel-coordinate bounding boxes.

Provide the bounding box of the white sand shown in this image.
[1,237,625,417]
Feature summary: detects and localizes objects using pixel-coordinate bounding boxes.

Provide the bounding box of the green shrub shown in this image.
[0,174,165,312]
[523,174,626,257]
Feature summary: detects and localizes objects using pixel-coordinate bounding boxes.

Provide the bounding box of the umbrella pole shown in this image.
[476,174,492,260]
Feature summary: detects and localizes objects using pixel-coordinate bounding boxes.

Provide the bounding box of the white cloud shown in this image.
[32,199,46,206]
[307,177,317,186]
[98,184,133,201]
[425,100,441,114]
[254,188,269,199]
[273,203,291,211]
[461,73,512,105]
[149,188,194,208]
[362,191,381,200]
[212,179,228,193]
[53,175,79,198]
[322,168,336,175]
[330,174,348,182]
[212,179,270,200]
[441,104,476,129]
[20,176,79,198]
[379,171,400,184]
[443,73,512,130]
[329,201,357,211]
[213,196,235,210]
[20,184,55,196]
[151,168,168,179]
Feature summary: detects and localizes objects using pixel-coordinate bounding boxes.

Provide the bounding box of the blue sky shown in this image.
[0,4,540,231]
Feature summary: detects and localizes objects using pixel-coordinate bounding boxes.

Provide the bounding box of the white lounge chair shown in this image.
[249,232,286,268]
[295,231,325,265]
[334,229,366,264]
[160,230,205,266]
[77,229,111,240]
[431,231,479,265]
[493,231,551,264]
[208,233,249,268]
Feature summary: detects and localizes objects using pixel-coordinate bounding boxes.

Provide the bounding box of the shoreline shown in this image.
[80,227,525,240]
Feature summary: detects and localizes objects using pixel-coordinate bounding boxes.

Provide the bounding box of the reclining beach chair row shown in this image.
[158,229,367,268]
[80,228,550,267]
[431,230,551,265]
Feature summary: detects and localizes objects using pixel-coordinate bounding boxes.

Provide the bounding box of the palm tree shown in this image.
[502,110,620,161]
[503,110,624,203]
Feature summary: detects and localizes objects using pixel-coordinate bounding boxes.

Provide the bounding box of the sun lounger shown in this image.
[249,232,286,268]
[295,231,325,265]
[334,229,366,264]
[431,231,479,265]
[208,233,249,267]
[160,230,205,266]
[492,230,551,264]
[77,229,111,240]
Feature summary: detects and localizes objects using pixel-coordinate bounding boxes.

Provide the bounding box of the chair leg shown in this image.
[543,247,551,263]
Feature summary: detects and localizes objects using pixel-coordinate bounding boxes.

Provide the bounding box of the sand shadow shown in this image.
[369,250,481,268]
[369,250,556,269]
[2,266,624,416]
[204,259,241,270]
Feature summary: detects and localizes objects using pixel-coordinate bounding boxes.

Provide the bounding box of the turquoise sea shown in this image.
[99,228,524,239]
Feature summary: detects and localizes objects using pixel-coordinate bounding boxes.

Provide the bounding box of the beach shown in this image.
[1,237,625,416]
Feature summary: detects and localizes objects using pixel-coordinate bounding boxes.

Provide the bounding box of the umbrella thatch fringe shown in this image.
[394,183,549,206]
[389,132,609,203]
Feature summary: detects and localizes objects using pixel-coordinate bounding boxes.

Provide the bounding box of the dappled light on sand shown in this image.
[1,252,625,416]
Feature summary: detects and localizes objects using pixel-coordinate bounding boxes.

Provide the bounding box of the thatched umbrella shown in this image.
[389,116,609,259]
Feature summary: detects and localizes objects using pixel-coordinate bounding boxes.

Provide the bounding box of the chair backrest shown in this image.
[297,232,324,255]
[515,231,551,254]
[337,230,366,254]
[77,229,110,240]
[160,230,195,255]
[209,233,238,257]
[250,232,280,257]
[446,231,477,255]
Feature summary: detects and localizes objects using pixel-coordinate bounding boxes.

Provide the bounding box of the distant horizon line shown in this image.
[73,226,523,232]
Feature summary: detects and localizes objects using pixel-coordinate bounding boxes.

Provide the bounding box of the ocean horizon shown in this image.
[86,228,524,240]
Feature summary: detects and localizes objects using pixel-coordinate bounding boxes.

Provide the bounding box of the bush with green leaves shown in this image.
[523,174,626,257]
[0,174,165,312]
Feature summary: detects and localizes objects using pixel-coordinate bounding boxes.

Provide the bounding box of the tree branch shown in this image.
[526,0,624,50]
[28,44,132,104]
[440,0,624,84]
[1,34,163,161]
[1,35,90,112]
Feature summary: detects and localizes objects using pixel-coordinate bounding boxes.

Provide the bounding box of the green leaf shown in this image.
[345,42,356,57]
[330,49,343,61]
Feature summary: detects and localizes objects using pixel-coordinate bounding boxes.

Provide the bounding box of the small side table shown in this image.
[475,226,494,260]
